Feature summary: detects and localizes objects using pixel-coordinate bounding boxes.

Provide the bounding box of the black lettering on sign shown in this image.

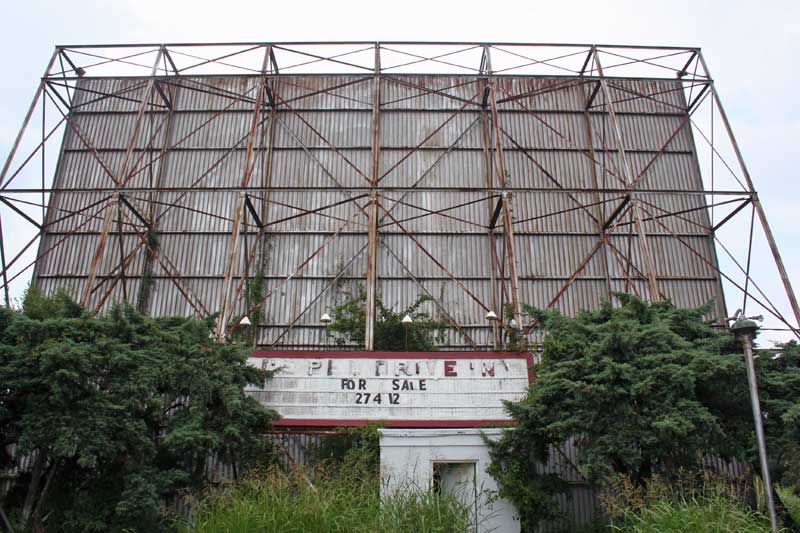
[389,393,400,404]
[341,379,355,390]
[392,379,400,390]
[358,379,367,390]
[419,379,427,390]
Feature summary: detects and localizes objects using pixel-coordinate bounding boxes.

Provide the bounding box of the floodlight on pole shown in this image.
[485,310,498,321]
[402,315,413,324]
[320,312,332,324]
[239,316,251,326]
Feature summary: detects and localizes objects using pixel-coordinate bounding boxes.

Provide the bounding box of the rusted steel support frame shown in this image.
[379,44,483,74]
[80,50,164,308]
[593,49,661,301]
[592,80,698,113]
[47,79,157,112]
[712,197,752,232]
[0,200,112,292]
[637,201,798,337]
[272,44,376,73]
[275,117,369,209]
[382,242,479,348]
[0,51,59,188]
[1,111,67,191]
[513,195,625,226]
[713,235,786,322]
[40,89,118,186]
[129,83,265,198]
[498,127,599,225]
[169,44,264,75]
[276,97,371,184]
[581,77,613,299]
[494,84,625,186]
[598,48,700,78]
[0,215,10,306]
[231,196,370,340]
[138,80,179,313]
[1,194,112,270]
[629,113,693,191]
[0,197,41,229]
[378,205,490,314]
[6,185,751,195]
[268,243,368,347]
[742,204,756,314]
[119,209,210,317]
[80,199,116,306]
[365,44,381,351]
[378,194,493,230]
[499,77,588,106]
[605,237,668,301]
[604,242,643,298]
[488,79,522,327]
[91,237,145,314]
[378,93,481,183]
[231,210,364,333]
[491,46,592,76]
[620,196,745,232]
[480,93,501,349]
[547,237,607,309]
[218,46,272,340]
[112,105,171,306]
[688,118,749,192]
[381,77,481,108]
[56,47,161,77]
[698,51,800,330]
[273,46,369,77]
[375,116,481,224]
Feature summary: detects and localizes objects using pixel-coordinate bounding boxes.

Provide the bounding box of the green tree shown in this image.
[759,341,800,492]
[0,287,278,532]
[488,294,755,531]
[325,289,448,350]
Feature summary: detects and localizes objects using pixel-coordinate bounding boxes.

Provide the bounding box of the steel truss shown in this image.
[1,42,797,348]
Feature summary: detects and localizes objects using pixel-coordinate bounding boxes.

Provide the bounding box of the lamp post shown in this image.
[320,313,332,348]
[402,314,413,351]
[486,310,499,351]
[731,317,778,533]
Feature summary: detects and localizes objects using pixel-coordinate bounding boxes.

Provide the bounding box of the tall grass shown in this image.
[599,470,778,533]
[609,493,776,533]
[178,466,470,533]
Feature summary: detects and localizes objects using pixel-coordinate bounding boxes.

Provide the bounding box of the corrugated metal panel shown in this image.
[34,74,725,349]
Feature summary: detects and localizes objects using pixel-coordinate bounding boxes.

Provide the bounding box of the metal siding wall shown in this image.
[34,75,724,347]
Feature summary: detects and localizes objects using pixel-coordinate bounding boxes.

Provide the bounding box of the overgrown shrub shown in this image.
[0,287,278,532]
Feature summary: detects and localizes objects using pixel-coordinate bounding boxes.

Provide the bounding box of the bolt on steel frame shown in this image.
[0,42,797,348]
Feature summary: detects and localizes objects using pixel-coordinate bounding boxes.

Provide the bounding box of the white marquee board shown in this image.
[246,351,533,427]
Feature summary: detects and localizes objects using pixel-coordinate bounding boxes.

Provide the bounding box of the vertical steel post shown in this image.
[488,78,522,327]
[217,45,272,341]
[698,52,800,330]
[731,319,779,533]
[480,46,500,349]
[593,49,661,301]
[580,67,613,300]
[365,43,381,350]
[81,48,164,308]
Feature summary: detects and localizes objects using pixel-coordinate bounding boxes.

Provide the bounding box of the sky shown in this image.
[0,0,798,343]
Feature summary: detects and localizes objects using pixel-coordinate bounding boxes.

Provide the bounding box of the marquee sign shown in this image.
[246,351,533,428]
